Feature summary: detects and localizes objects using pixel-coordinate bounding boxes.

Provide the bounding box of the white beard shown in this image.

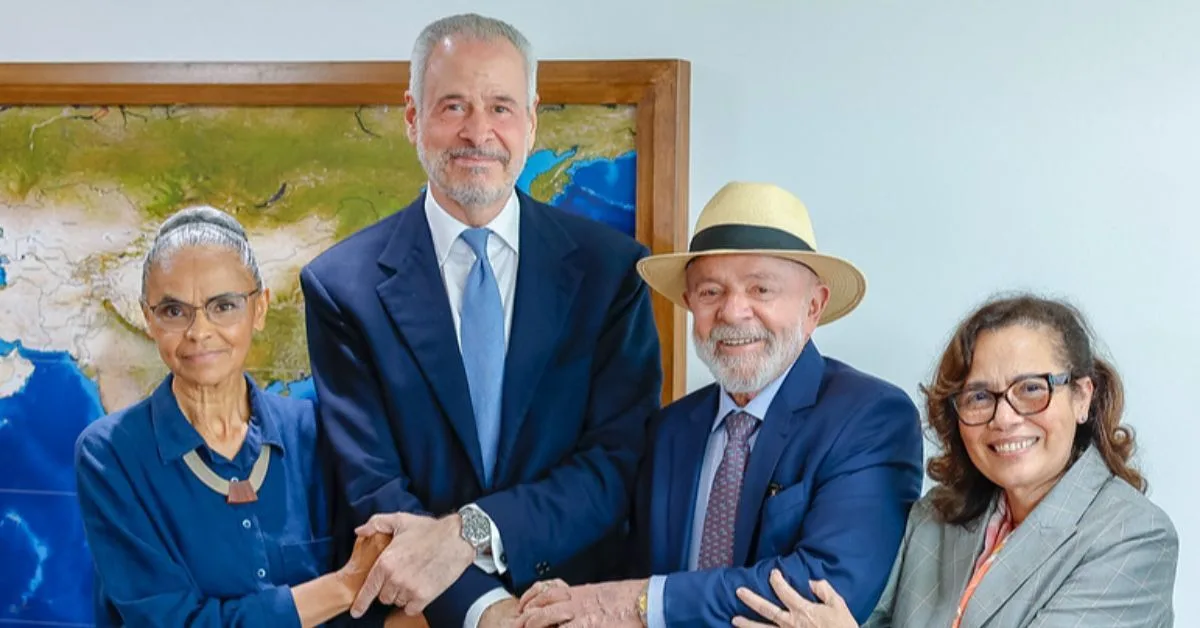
[694,321,807,395]
[415,125,530,210]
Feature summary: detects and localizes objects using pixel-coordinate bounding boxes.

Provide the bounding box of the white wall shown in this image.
[4,0,1197,622]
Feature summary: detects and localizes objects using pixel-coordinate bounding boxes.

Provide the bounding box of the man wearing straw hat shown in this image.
[515,182,924,627]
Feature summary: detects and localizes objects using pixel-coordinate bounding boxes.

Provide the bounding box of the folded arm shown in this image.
[657,391,923,626]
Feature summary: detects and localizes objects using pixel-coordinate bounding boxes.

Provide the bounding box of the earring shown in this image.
[1077,415,1088,424]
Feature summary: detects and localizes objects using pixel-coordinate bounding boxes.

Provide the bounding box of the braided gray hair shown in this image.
[140,206,263,302]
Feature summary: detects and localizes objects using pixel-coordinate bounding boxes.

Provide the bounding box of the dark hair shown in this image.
[922,293,1143,525]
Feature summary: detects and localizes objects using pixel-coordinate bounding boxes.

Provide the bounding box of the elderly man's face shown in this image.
[684,254,829,395]
[406,35,536,218]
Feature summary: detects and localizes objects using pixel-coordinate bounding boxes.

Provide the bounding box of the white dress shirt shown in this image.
[424,188,520,346]
[423,188,520,628]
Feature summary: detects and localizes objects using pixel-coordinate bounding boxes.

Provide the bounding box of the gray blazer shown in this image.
[865,446,1178,627]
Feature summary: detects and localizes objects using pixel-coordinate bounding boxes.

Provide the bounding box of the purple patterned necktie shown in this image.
[697,410,760,569]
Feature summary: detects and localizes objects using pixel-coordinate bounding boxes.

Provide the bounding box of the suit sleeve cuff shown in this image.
[424,567,502,628]
[647,575,667,628]
[463,586,513,628]
[468,503,508,575]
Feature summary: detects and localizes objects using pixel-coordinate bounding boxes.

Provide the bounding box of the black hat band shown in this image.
[689,224,814,253]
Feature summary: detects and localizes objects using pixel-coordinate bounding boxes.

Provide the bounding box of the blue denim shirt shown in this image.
[75,374,331,627]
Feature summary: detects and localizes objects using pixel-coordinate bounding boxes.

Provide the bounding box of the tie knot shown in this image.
[460,227,491,258]
[724,411,758,442]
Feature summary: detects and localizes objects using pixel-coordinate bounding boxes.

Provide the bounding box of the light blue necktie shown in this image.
[458,227,505,487]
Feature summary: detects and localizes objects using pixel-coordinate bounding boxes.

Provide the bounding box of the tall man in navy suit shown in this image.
[299,13,662,628]
[516,182,924,627]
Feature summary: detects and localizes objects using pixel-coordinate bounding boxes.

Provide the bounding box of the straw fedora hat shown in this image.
[636,181,866,325]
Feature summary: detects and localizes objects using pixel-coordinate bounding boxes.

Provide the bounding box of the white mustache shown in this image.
[448,147,510,164]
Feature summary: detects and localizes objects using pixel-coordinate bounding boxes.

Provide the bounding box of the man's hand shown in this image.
[479,597,520,628]
[349,512,476,618]
[516,579,569,615]
[516,579,646,628]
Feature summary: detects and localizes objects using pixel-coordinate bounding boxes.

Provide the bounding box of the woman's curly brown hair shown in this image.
[921,294,1144,525]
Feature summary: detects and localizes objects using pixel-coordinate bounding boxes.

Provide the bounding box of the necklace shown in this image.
[182,446,270,504]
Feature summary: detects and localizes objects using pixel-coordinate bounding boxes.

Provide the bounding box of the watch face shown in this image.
[463,511,489,546]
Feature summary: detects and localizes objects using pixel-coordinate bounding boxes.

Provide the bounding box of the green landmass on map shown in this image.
[0,104,633,238]
[0,103,635,400]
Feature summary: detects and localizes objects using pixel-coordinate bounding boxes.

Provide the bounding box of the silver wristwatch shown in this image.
[458,504,492,555]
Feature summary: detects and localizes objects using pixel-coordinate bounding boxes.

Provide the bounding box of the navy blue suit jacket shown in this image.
[299,191,663,626]
[631,341,923,625]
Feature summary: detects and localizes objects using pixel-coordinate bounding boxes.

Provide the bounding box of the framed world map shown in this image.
[0,60,689,626]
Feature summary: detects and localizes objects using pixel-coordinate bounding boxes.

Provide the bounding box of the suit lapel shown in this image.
[963,448,1111,626]
[947,500,991,605]
[493,195,583,481]
[731,342,824,566]
[662,389,719,572]
[375,195,486,487]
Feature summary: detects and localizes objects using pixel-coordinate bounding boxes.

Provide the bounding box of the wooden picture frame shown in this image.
[0,59,690,403]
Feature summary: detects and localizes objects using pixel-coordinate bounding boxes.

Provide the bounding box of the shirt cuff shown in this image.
[647,575,667,628]
[274,585,303,628]
[463,587,514,628]
[468,503,508,575]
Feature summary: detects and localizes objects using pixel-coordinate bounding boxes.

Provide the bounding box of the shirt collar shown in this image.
[712,359,797,433]
[423,186,521,268]
[151,372,286,464]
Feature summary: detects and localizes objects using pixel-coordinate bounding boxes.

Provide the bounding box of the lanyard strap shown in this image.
[951,535,1010,628]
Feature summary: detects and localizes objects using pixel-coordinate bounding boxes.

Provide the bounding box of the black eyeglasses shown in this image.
[951,372,1072,426]
[146,290,260,332]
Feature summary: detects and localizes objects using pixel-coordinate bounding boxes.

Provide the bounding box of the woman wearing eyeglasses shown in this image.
[73,206,393,627]
[732,294,1178,628]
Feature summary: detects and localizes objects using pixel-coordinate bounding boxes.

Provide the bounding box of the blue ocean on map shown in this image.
[0,340,103,625]
[0,146,636,626]
[554,154,637,235]
[518,148,637,236]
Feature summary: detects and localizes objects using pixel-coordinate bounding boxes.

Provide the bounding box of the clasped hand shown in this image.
[342,511,477,619]
[511,569,859,628]
[340,519,856,628]
[513,578,646,628]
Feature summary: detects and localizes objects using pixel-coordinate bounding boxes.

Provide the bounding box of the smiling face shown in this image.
[406,34,537,222]
[141,246,268,388]
[958,324,1094,512]
[683,254,829,396]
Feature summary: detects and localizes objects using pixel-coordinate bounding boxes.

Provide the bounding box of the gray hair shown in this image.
[140,206,263,301]
[409,13,538,112]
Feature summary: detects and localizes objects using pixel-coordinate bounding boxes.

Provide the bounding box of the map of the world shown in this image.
[0,102,637,626]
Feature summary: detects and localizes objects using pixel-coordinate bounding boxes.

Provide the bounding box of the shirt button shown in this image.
[242,519,252,529]
[256,568,266,579]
